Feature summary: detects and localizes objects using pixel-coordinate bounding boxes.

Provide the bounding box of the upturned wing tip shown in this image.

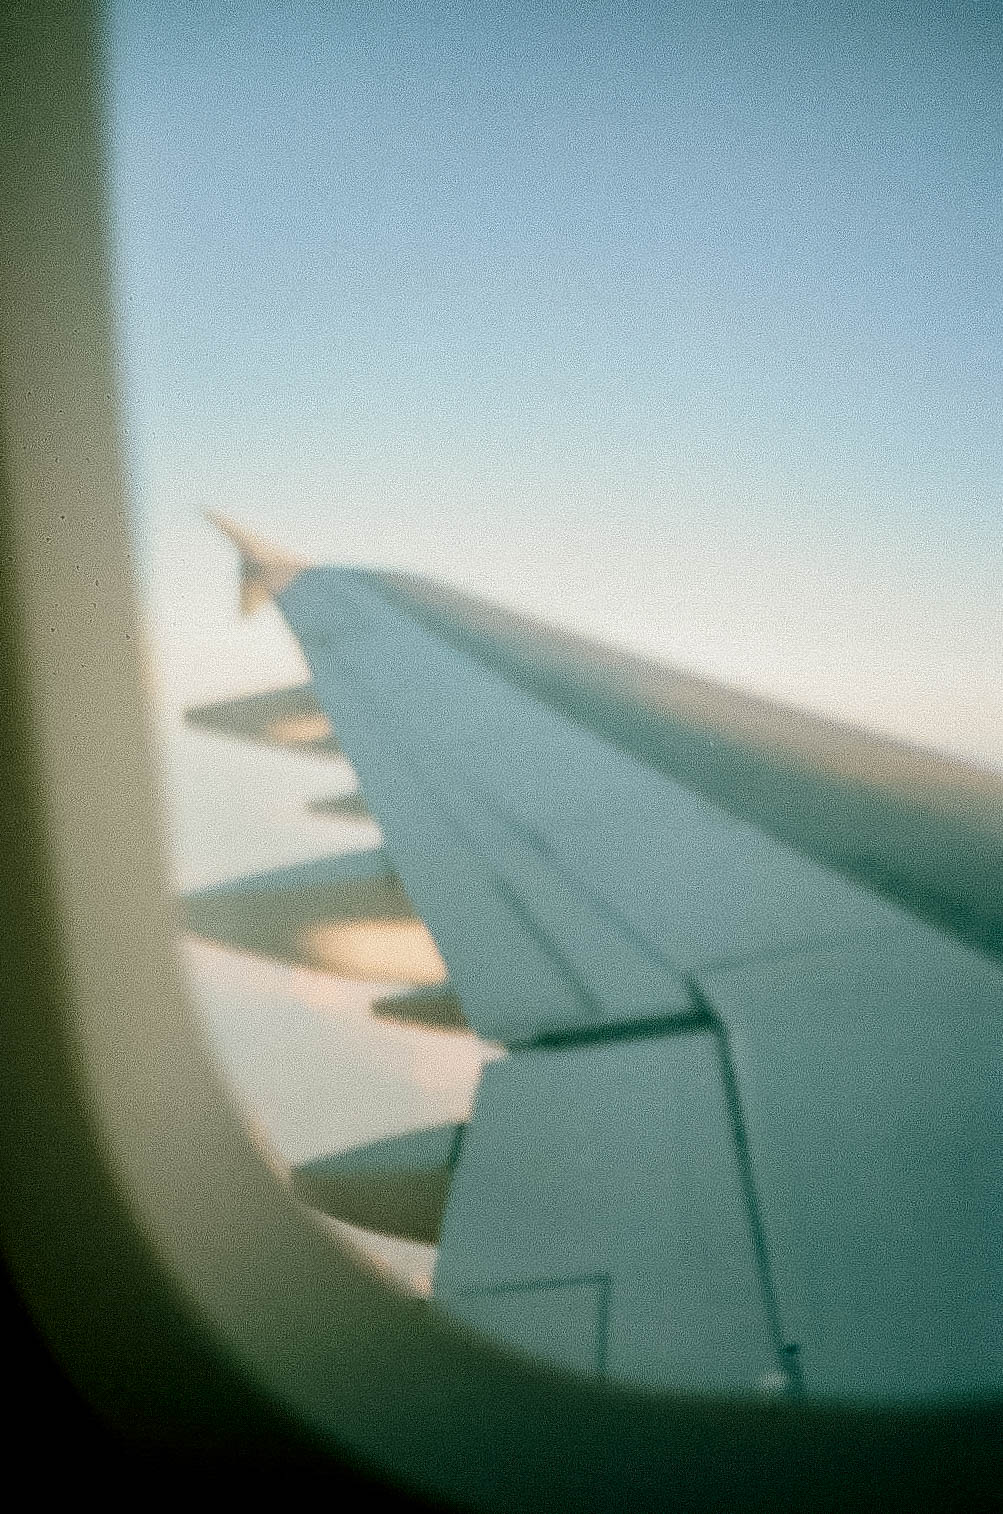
[208,512,308,613]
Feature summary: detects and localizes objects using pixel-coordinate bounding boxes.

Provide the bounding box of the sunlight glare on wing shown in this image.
[268,712,335,746]
[298,919,450,986]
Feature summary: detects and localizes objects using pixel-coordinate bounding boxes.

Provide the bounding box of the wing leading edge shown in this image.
[210,520,1002,1405]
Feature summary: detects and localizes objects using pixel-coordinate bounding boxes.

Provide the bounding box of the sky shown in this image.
[104,1,1002,1284]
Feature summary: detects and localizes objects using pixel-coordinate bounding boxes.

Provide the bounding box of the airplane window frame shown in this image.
[0,2,999,1509]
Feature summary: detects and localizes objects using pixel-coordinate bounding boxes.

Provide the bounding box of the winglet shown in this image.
[208,512,308,615]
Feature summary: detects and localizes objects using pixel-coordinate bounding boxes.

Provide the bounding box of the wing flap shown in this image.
[699,930,1003,1402]
[435,1033,779,1395]
[444,1277,609,1378]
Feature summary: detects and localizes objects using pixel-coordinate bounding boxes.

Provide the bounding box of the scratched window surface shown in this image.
[106,0,1002,1394]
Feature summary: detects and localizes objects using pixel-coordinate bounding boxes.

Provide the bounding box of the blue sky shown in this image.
[107,0,1002,762]
[104,0,1002,1282]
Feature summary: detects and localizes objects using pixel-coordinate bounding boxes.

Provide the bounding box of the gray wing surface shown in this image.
[216,533,1000,1406]
[279,566,916,1043]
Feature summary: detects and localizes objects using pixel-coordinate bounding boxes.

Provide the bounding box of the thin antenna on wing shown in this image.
[208,512,309,614]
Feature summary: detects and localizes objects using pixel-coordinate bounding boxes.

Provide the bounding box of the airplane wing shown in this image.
[200,516,1002,1406]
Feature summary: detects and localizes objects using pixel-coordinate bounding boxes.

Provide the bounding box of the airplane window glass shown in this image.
[106,0,1002,1403]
